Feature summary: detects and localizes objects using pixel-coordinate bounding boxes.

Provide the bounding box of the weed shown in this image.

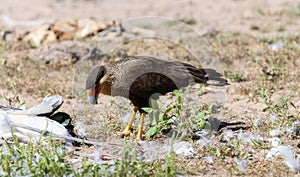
[0,133,182,176]
[224,70,244,82]
[143,87,214,139]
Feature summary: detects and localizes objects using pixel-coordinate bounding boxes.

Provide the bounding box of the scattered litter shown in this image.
[172,141,194,156]
[75,121,87,138]
[204,156,214,164]
[140,141,194,162]
[234,157,248,171]
[270,43,284,51]
[0,111,71,142]
[267,137,281,147]
[194,129,211,138]
[195,136,211,148]
[222,129,234,142]
[269,114,277,123]
[7,95,63,116]
[266,145,300,172]
[237,129,263,144]
[254,118,265,127]
[269,129,281,137]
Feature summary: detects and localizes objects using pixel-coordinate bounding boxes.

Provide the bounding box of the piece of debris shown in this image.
[172,141,194,156]
[254,118,265,127]
[0,95,70,142]
[266,145,300,172]
[237,129,263,144]
[270,43,284,51]
[204,156,214,164]
[269,129,281,137]
[0,111,71,142]
[75,121,87,138]
[267,137,281,147]
[234,157,248,171]
[7,95,63,116]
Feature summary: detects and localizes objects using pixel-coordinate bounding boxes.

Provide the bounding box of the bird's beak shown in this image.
[87,88,99,104]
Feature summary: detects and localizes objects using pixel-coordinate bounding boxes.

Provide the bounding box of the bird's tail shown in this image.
[182,63,228,86]
[203,69,228,86]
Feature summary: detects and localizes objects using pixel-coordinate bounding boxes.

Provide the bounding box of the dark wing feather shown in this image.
[105,56,226,110]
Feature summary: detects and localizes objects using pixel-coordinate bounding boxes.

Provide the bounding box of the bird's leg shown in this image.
[137,113,146,140]
[116,106,138,137]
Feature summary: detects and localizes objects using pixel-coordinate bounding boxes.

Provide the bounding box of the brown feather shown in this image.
[86,56,227,112]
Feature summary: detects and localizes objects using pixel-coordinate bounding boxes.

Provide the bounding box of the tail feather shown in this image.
[179,62,227,86]
[204,69,228,86]
[184,65,227,86]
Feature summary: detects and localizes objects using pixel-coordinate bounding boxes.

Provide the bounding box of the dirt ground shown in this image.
[0,0,299,176]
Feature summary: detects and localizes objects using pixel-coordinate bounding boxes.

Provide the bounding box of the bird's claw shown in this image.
[116,128,132,137]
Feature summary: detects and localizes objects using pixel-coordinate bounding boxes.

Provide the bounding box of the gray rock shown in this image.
[33,41,106,64]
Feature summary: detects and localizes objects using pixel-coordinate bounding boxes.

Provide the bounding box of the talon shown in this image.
[116,107,138,138]
[116,128,132,136]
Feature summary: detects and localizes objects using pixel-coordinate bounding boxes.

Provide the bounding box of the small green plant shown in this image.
[143,99,176,139]
[193,105,213,132]
[225,70,244,82]
[143,86,214,139]
[0,133,182,176]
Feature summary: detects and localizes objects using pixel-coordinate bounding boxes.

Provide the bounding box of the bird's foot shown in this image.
[116,127,132,137]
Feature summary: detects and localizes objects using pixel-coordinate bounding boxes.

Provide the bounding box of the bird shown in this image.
[85,56,227,140]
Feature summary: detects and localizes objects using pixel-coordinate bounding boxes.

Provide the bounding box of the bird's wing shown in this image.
[108,56,196,99]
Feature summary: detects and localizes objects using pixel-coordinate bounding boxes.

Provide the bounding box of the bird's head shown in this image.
[85,66,106,104]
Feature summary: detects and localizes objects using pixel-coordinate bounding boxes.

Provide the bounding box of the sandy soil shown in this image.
[0,0,299,35]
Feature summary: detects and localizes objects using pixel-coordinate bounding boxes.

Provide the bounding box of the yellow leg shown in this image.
[137,113,146,140]
[117,107,138,136]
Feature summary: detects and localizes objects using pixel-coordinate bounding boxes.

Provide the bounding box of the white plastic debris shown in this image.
[270,43,284,51]
[222,129,234,142]
[204,156,214,164]
[269,129,281,137]
[237,129,263,144]
[7,95,63,116]
[269,114,277,123]
[195,129,211,138]
[75,121,87,138]
[0,111,71,142]
[292,121,300,127]
[254,118,265,127]
[173,141,194,156]
[267,137,281,147]
[195,136,211,148]
[266,145,300,172]
[234,157,248,171]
